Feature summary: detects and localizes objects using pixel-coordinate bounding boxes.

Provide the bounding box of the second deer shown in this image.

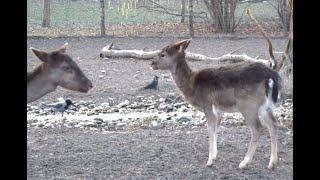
[27,43,93,103]
[150,39,281,169]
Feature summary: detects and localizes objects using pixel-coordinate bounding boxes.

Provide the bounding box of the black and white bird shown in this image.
[143,75,159,90]
[48,99,73,117]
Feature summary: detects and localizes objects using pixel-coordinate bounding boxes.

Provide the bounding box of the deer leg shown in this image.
[239,112,264,169]
[262,108,278,169]
[217,112,222,132]
[204,106,219,167]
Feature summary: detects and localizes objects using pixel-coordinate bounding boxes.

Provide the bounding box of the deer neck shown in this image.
[27,64,58,103]
[170,54,193,95]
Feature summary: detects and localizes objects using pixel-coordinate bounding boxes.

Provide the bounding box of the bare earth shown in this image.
[27,36,293,180]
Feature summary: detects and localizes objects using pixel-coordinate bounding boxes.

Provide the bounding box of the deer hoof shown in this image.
[267,160,277,170]
[206,159,214,167]
[239,159,250,169]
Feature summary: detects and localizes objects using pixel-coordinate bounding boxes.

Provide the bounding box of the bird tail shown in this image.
[46,104,55,107]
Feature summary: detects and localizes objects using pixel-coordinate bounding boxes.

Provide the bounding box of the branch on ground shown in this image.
[100,42,272,67]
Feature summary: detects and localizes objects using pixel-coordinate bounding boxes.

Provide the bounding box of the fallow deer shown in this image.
[150,39,281,169]
[27,43,93,103]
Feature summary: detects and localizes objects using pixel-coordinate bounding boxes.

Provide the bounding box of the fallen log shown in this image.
[100,43,272,67]
[99,6,292,74]
[100,49,160,60]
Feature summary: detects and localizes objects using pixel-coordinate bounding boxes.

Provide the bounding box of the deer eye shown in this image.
[64,66,72,71]
[160,53,165,57]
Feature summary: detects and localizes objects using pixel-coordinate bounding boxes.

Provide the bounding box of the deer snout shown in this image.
[87,80,93,89]
[80,77,93,92]
[150,61,158,70]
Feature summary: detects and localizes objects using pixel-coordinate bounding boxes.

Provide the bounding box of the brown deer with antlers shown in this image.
[150,39,281,169]
[27,43,93,103]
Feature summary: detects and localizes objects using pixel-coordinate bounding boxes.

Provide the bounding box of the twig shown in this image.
[228,47,244,54]
[233,3,252,31]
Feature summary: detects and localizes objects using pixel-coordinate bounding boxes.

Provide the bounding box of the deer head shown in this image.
[29,43,93,96]
[150,39,191,71]
[27,43,93,102]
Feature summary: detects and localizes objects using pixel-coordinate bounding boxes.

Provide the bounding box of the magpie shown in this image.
[143,75,159,89]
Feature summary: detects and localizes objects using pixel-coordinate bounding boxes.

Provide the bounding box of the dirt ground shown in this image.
[27,36,293,179]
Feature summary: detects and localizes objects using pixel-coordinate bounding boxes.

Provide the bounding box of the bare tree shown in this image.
[42,0,51,27]
[203,0,238,33]
[138,0,207,21]
[181,0,186,22]
[277,0,290,37]
[287,0,293,61]
[268,0,290,37]
[100,0,106,36]
[189,0,194,37]
[277,0,292,94]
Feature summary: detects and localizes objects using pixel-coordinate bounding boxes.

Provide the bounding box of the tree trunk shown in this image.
[181,0,186,23]
[224,0,229,32]
[189,0,194,37]
[100,0,106,36]
[42,0,51,27]
[288,0,293,61]
[203,0,238,33]
[278,0,290,37]
[214,0,223,32]
[277,0,293,69]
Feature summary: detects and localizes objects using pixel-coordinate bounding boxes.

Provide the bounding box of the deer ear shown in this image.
[172,39,192,52]
[57,42,68,53]
[30,47,49,63]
